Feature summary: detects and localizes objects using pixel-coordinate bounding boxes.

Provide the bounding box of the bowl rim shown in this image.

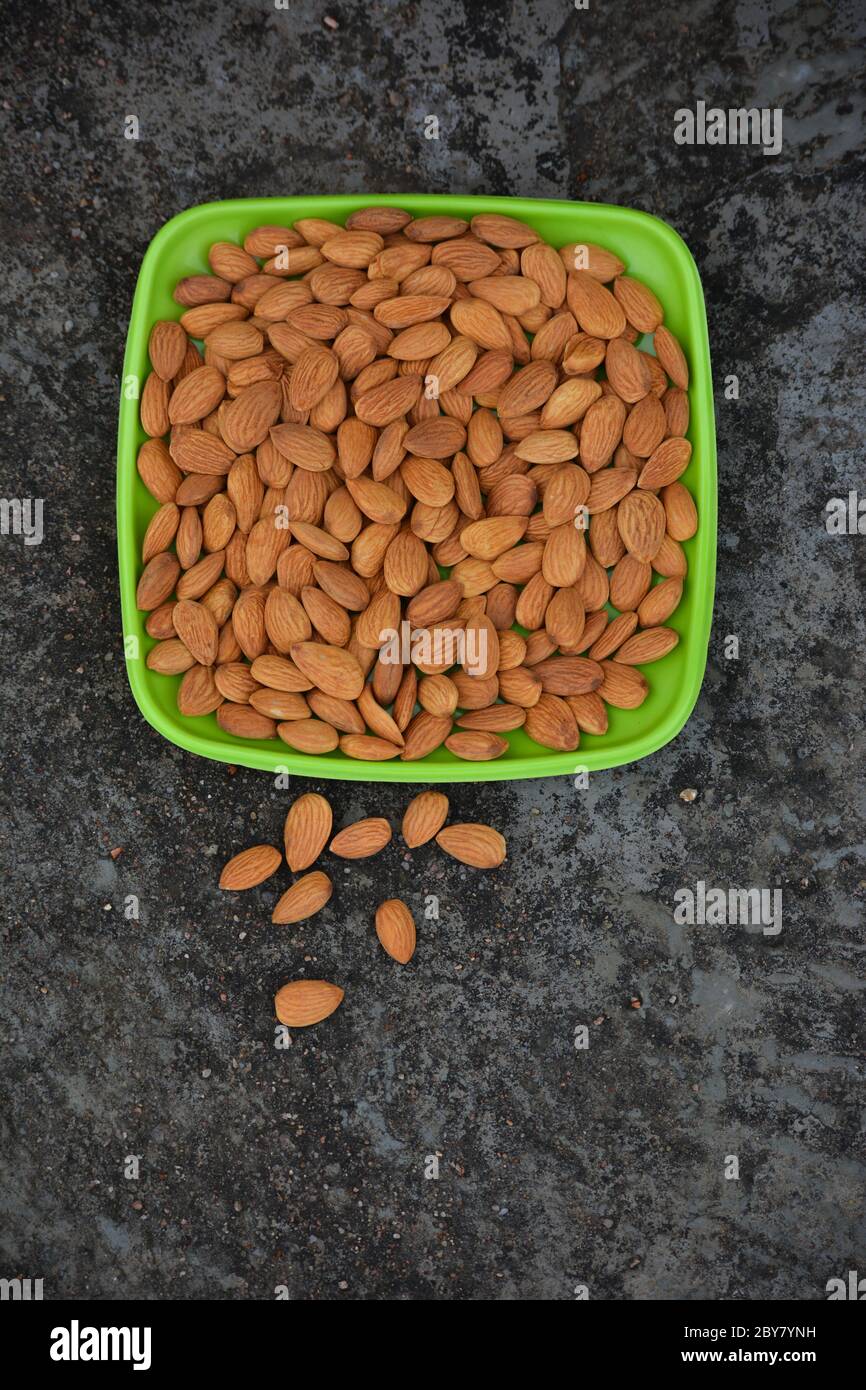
[117,193,717,783]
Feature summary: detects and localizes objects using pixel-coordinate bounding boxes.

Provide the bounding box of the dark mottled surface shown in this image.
[1,0,864,1302]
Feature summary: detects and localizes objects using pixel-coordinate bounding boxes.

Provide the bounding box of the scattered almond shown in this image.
[375,898,417,963]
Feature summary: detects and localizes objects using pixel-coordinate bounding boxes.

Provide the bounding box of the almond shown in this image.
[609,554,653,611]
[219,844,282,890]
[170,431,235,476]
[613,276,664,333]
[275,979,343,1027]
[540,378,601,429]
[588,610,638,660]
[532,654,603,695]
[141,502,180,564]
[541,523,585,587]
[321,230,384,268]
[586,466,637,514]
[330,817,392,859]
[177,663,223,716]
[613,626,679,664]
[579,395,626,472]
[566,271,627,339]
[388,321,451,360]
[431,239,501,281]
[168,365,226,424]
[401,790,450,847]
[375,899,417,963]
[471,213,539,248]
[346,476,407,525]
[277,718,339,753]
[251,689,310,720]
[272,870,333,924]
[637,576,684,627]
[559,242,625,281]
[146,639,195,674]
[460,516,527,561]
[270,423,335,472]
[516,428,580,466]
[524,692,580,750]
[617,490,667,562]
[137,552,180,610]
[605,338,652,403]
[663,386,690,437]
[174,274,232,307]
[653,325,689,389]
[137,438,182,502]
[562,332,607,375]
[215,703,276,739]
[149,320,188,381]
[400,711,452,760]
[622,393,667,457]
[467,275,541,316]
[496,359,557,417]
[652,533,688,578]
[638,437,692,490]
[567,691,609,735]
[290,642,365,699]
[373,294,452,328]
[339,734,402,760]
[173,598,219,666]
[661,482,698,541]
[283,792,333,872]
[445,730,508,761]
[455,704,526,732]
[598,660,649,708]
[521,243,567,307]
[450,297,512,351]
[436,823,507,868]
[355,373,422,426]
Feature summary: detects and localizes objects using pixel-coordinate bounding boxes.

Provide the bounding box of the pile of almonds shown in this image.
[135,205,697,760]
[220,789,506,1026]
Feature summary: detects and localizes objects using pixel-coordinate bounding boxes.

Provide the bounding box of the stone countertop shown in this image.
[1,0,864,1300]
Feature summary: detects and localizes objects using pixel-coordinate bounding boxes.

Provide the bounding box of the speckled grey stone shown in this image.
[1,0,864,1301]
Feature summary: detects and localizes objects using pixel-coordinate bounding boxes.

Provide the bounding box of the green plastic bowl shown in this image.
[117,195,716,783]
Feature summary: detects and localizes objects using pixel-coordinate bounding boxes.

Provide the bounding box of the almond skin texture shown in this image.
[274,979,344,1028]
[375,899,417,963]
[329,817,392,859]
[661,482,698,541]
[272,870,333,924]
[525,692,580,751]
[445,730,508,761]
[283,792,332,872]
[613,626,680,664]
[173,599,219,666]
[219,844,282,890]
[436,823,507,869]
[290,642,365,699]
[638,577,684,627]
[638,436,692,490]
[402,790,450,848]
[617,490,667,563]
[567,271,627,339]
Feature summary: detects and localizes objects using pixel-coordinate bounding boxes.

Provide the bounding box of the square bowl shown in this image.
[118,194,716,783]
